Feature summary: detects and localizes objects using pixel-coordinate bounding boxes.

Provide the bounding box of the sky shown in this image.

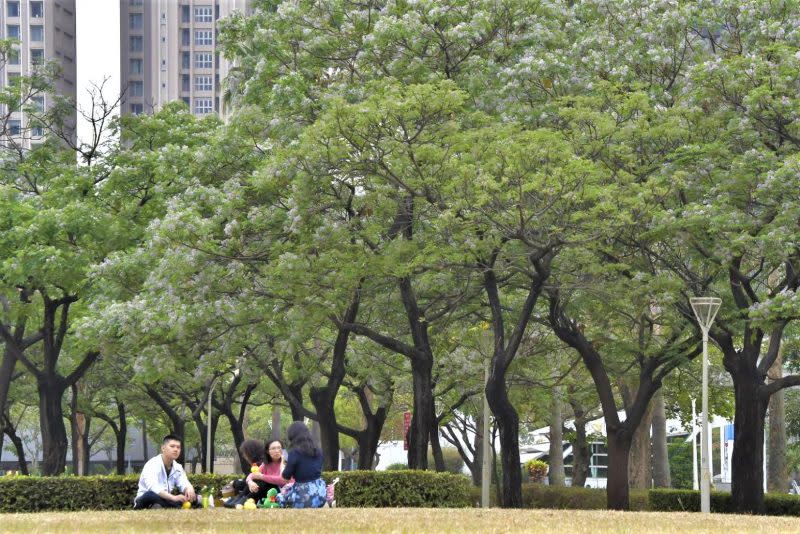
[75,0,121,145]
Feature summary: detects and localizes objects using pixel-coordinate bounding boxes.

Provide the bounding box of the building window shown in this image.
[31,125,44,137]
[8,120,21,136]
[129,13,143,30]
[589,443,608,479]
[194,30,212,46]
[30,96,45,112]
[181,96,190,107]
[9,48,20,65]
[129,0,144,6]
[193,98,212,114]
[130,103,143,115]
[30,48,44,65]
[7,25,20,40]
[182,51,190,69]
[194,6,212,23]
[181,28,190,47]
[181,5,191,23]
[181,74,190,91]
[129,80,143,97]
[194,52,212,68]
[129,58,143,75]
[30,25,44,42]
[7,2,19,18]
[130,35,143,52]
[194,75,212,91]
[30,1,44,18]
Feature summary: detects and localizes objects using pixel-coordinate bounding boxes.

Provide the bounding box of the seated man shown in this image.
[134,434,196,509]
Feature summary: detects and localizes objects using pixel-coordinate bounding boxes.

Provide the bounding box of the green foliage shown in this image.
[648,489,800,516]
[428,449,465,475]
[0,471,473,511]
[667,441,694,490]
[0,474,237,513]
[335,470,471,508]
[385,463,408,471]
[467,484,648,511]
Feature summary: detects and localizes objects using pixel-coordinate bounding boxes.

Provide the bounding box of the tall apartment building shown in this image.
[0,0,77,147]
[120,0,251,118]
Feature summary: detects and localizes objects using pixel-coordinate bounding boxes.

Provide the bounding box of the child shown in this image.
[278,421,327,508]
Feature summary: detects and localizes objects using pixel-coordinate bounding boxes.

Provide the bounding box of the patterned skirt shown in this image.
[278,478,327,509]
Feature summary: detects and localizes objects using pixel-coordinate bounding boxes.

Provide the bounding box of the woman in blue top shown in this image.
[278,421,327,508]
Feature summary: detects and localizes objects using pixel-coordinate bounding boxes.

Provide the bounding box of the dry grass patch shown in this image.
[1,508,799,533]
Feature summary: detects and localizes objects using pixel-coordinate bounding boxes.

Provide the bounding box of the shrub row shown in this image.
[0,470,472,512]
[335,470,471,507]
[649,489,800,515]
[468,484,648,511]
[0,474,239,513]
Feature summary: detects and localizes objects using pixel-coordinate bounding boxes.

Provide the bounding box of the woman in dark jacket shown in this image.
[278,421,327,508]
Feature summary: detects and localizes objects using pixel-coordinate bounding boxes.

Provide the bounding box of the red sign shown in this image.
[403,411,411,451]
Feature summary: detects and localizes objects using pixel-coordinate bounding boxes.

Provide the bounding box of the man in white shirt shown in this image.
[134,434,197,509]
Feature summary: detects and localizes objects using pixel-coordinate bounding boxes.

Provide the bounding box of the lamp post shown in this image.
[690,296,722,514]
[482,355,490,508]
[206,375,220,474]
[691,397,698,491]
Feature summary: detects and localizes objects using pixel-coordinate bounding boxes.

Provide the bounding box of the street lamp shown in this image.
[690,296,722,514]
[206,368,240,474]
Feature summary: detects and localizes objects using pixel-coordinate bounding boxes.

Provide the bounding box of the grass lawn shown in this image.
[1,508,800,533]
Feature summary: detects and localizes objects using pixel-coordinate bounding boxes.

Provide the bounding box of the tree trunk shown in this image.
[227,410,247,473]
[39,378,69,476]
[2,411,29,475]
[606,429,633,510]
[430,411,446,472]
[408,357,433,469]
[730,373,768,514]
[767,350,786,493]
[548,388,565,486]
[486,376,522,507]
[0,346,16,423]
[355,409,387,470]
[145,387,185,465]
[569,403,590,488]
[309,388,341,472]
[651,390,671,488]
[81,415,91,475]
[287,383,305,422]
[116,401,127,474]
[628,400,654,489]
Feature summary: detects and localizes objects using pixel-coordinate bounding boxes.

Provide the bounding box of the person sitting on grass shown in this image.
[133,434,196,509]
[277,422,326,509]
[225,438,289,507]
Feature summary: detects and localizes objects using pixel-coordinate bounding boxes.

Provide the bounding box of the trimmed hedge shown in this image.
[0,470,471,512]
[335,470,471,507]
[0,474,240,513]
[649,489,800,516]
[468,484,648,510]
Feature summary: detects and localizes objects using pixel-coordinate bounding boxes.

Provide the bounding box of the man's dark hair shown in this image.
[162,434,182,445]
